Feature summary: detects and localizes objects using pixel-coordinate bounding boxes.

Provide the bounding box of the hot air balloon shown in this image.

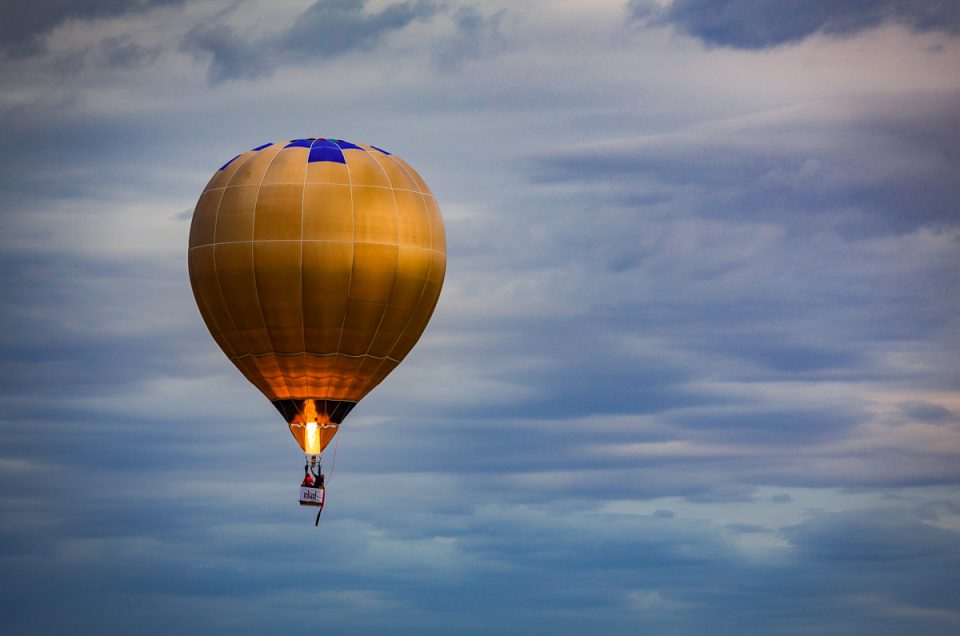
[188,138,445,517]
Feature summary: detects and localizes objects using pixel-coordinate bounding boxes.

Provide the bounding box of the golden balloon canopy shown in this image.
[188,138,445,455]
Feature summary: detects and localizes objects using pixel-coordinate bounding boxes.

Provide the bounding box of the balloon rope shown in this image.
[328,427,341,483]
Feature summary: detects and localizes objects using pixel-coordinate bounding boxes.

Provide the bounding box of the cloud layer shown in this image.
[632,0,960,49]
[182,0,439,83]
[1,1,959,634]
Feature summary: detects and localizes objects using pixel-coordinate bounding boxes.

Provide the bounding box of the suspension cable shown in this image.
[327,425,341,483]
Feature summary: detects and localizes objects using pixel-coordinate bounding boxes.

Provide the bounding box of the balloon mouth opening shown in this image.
[291,420,339,455]
[272,398,357,426]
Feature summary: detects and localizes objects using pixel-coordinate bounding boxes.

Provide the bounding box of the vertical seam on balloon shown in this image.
[197,189,237,357]
[353,154,437,398]
[250,143,295,401]
[327,140,356,402]
[347,148,402,399]
[299,141,314,399]
[192,189,244,361]
[211,149,247,190]
[214,150,274,394]
[392,156,426,194]
[203,180,272,392]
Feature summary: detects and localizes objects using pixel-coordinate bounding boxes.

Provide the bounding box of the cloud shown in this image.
[899,401,956,423]
[180,22,271,82]
[97,34,159,68]
[433,6,506,70]
[182,0,438,83]
[531,92,960,236]
[1,2,959,634]
[630,0,960,49]
[783,508,960,562]
[0,0,186,57]
[281,0,436,58]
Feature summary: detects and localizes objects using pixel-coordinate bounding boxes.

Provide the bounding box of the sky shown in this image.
[1,1,959,634]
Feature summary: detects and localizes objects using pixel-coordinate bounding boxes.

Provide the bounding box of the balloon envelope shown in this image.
[188,139,445,453]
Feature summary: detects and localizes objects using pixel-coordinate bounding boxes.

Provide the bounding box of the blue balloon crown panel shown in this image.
[216,138,393,171]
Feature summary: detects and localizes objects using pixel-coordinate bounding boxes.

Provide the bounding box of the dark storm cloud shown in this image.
[0,0,185,56]
[630,0,960,49]
[532,91,960,236]
[182,0,437,83]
